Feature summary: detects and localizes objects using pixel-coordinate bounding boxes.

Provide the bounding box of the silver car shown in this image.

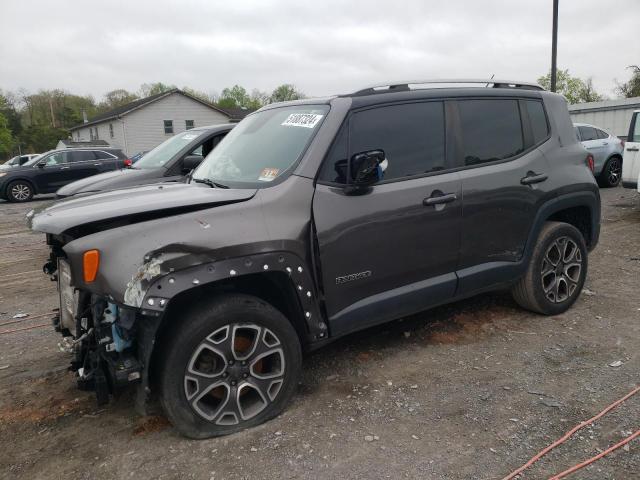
[574,123,624,187]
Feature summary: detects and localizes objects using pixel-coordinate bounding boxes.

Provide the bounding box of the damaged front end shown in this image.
[45,236,160,410]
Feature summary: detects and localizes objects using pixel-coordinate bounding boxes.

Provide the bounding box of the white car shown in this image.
[1,154,40,169]
[622,110,640,191]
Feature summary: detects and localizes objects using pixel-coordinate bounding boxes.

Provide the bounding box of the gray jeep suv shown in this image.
[30,79,600,438]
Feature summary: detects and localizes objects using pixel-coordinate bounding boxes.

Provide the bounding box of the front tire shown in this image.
[511,222,588,315]
[158,294,302,439]
[598,157,622,188]
[6,180,34,202]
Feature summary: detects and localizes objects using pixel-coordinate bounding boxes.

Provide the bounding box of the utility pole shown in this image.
[550,0,559,92]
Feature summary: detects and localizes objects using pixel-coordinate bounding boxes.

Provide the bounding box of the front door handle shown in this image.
[602,142,608,145]
[423,192,457,206]
[60,166,70,170]
[521,172,548,185]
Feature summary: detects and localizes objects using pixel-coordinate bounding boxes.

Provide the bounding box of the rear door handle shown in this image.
[60,166,70,170]
[628,147,640,152]
[423,192,457,206]
[521,172,548,185]
[602,142,608,145]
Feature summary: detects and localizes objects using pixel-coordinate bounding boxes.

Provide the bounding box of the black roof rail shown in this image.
[350,79,545,96]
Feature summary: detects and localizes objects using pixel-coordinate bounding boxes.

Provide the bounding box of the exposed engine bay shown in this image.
[47,253,145,405]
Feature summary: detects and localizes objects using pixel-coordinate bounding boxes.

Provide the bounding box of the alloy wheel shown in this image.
[540,236,583,303]
[10,183,31,201]
[184,323,286,425]
[607,158,621,186]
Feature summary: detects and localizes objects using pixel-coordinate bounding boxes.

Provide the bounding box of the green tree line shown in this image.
[0,82,305,159]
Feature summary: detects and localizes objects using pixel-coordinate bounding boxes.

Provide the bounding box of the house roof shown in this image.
[59,139,111,147]
[217,106,256,122]
[69,89,245,130]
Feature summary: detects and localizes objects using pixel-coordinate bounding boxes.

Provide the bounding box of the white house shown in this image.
[569,97,640,140]
[68,89,251,156]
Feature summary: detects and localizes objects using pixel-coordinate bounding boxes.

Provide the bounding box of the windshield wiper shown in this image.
[192,177,229,189]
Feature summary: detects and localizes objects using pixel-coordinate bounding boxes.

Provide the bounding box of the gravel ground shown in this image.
[0,188,638,480]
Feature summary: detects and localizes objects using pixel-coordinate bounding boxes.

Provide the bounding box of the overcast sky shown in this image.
[1,0,638,100]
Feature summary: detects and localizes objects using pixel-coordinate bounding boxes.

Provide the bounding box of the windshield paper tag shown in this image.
[281,113,323,128]
[258,168,279,182]
[181,134,198,140]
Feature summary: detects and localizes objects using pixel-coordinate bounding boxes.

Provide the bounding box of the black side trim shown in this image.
[328,273,456,337]
[622,181,638,189]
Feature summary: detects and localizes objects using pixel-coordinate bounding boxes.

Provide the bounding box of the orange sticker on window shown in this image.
[258,168,279,182]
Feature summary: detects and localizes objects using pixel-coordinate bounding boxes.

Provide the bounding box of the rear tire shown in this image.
[511,222,588,315]
[158,294,302,439]
[598,157,622,188]
[6,180,34,202]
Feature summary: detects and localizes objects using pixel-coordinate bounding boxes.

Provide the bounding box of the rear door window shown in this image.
[578,126,597,141]
[595,128,609,139]
[69,151,96,162]
[458,99,524,165]
[348,101,446,182]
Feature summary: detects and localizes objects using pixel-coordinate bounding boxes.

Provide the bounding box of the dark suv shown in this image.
[30,79,600,438]
[1,147,127,202]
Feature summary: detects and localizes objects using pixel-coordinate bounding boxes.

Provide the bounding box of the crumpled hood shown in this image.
[56,168,165,197]
[29,182,257,235]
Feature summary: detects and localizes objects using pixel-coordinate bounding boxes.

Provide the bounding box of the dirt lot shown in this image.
[0,188,638,480]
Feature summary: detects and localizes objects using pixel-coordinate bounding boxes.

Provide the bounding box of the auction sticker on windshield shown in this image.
[258,168,279,182]
[281,113,323,128]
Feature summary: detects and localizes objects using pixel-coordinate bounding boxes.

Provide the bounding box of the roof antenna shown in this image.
[485,74,495,88]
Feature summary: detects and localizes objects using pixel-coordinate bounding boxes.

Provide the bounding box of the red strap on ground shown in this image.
[0,323,50,335]
[549,429,640,479]
[501,385,640,480]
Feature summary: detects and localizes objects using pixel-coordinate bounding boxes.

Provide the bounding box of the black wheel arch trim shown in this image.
[525,190,600,255]
[139,251,327,344]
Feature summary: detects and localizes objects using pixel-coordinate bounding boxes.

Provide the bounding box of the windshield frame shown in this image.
[191,104,330,189]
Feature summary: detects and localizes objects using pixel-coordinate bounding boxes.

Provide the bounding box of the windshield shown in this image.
[133,131,206,169]
[192,105,329,188]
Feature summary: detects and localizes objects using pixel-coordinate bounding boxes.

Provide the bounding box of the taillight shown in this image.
[124,158,132,167]
[621,139,625,149]
[586,154,595,173]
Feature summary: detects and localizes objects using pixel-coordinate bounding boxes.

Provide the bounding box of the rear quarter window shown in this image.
[525,100,550,145]
[578,126,597,141]
[94,150,117,160]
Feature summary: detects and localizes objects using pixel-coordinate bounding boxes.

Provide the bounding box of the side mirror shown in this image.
[349,149,387,187]
[181,155,203,174]
[37,161,46,168]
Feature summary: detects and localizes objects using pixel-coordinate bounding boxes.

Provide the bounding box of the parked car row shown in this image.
[0,124,233,202]
[1,153,40,168]
[0,148,128,202]
[30,79,602,439]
